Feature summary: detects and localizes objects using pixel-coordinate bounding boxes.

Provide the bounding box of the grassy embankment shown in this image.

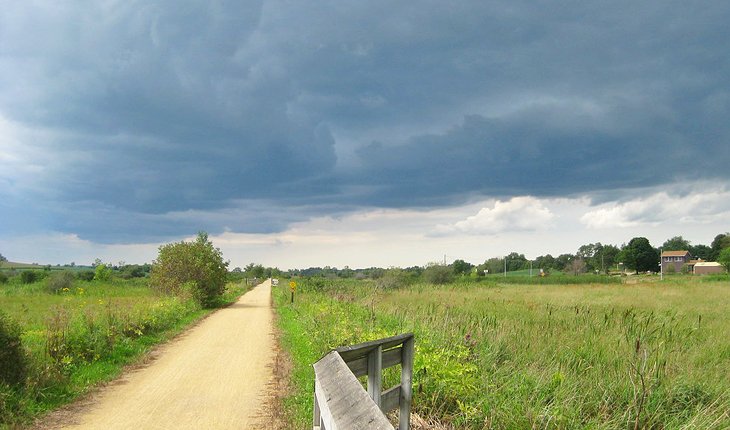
[0,275,249,427]
[275,275,730,429]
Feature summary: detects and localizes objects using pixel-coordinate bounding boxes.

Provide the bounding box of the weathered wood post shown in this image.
[312,333,414,430]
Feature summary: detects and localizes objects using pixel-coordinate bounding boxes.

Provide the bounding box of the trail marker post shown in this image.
[289,281,297,303]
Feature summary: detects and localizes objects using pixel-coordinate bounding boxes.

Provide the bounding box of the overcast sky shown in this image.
[1,1,729,269]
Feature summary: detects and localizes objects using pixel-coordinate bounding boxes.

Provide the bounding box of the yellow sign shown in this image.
[289,281,297,291]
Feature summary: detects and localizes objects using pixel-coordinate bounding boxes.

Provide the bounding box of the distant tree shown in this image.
[710,233,730,261]
[601,245,621,273]
[451,259,474,276]
[577,243,619,273]
[554,254,574,271]
[534,254,556,271]
[481,257,504,275]
[0,253,7,263]
[505,252,528,272]
[619,237,659,274]
[150,232,229,307]
[244,263,265,278]
[689,244,712,260]
[718,247,730,273]
[661,236,692,251]
[567,258,587,275]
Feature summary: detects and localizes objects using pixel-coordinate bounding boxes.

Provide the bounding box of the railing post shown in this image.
[399,336,414,430]
[368,345,383,408]
[313,385,321,429]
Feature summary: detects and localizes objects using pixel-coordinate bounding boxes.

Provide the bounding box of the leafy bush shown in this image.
[0,271,8,284]
[77,270,95,281]
[94,264,112,281]
[20,271,40,284]
[46,271,75,293]
[150,232,229,307]
[0,311,27,386]
[423,264,454,285]
[376,268,411,289]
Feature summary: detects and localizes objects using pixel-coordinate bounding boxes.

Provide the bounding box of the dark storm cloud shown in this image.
[1,1,729,242]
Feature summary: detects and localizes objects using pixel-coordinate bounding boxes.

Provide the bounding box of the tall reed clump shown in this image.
[1,295,201,426]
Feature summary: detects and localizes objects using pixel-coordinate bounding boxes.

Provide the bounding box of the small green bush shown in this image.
[93,264,112,281]
[0,311,27,386]
[376,268,411,289]
[77,270,95,281]
[423,264,454,285]
[0,271,8,284]
[46,271,75,293]
[20,271,40,284]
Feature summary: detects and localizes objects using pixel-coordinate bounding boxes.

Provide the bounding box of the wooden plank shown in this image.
[346,347,403,378]
[336,333,414,362]
[313,352,393,430]
[381,385,401,413]
[399,336,415,430]
[367,346,383,407]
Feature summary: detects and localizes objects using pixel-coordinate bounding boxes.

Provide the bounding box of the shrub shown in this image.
[46,271,75,293]
[423,264,454,285]
[150,232,229,307]
[0,271,8,284]
[376,268,411,289]
[0,311,27,386]
[20,271,40,284]
[94,264,112,281]
[77,270,95,281]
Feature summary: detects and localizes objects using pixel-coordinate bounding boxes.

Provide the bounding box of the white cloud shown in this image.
[434,196,555,235]
[581,188,730,228]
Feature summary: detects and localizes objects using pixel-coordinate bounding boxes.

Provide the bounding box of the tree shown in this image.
[619,237,659,274]
[567,258,586,275]
[717,247,730,273]
[689,244,712,260]
[505,252,528,272]
[0,253,7,263]
[710,233,730,261]
[150,232,229,307]
[661,236,691,251]
[534,254,555,271]
[554,254,574,271]
[451,259,474,276]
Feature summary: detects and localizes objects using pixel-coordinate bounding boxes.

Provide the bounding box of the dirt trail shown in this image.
[45,280,275,430]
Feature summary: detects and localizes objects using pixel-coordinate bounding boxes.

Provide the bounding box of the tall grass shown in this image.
[275,278,730,429]
[0,278,248,427]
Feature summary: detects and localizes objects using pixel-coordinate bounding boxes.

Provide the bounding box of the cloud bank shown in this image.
[1,1,729,243]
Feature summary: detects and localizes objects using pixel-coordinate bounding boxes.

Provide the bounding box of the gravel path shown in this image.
[49,280,275,429]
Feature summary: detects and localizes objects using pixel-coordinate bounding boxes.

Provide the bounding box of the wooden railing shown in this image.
[313,333,415,430]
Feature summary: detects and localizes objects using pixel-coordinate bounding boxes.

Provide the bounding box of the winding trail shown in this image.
[49,280,275,429]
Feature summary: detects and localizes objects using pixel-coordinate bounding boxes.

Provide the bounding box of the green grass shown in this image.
[275,277,730,429]
[0,277,249,427]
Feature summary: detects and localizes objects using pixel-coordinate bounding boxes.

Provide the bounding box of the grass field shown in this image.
[0,275,248,427]
[275,276,730,429]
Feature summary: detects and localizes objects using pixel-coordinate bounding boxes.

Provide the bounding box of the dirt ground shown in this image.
[35,280,276,430]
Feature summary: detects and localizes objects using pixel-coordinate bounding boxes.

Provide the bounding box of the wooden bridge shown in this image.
[313,333,415,430]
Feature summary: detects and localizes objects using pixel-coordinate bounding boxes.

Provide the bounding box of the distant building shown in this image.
[661,250,691,273]
[694,262,724,275]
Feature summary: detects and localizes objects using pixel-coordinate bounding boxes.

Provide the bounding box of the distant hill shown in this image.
[0,261,44,269]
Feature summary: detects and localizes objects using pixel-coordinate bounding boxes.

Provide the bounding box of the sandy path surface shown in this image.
[50,280,274,430]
